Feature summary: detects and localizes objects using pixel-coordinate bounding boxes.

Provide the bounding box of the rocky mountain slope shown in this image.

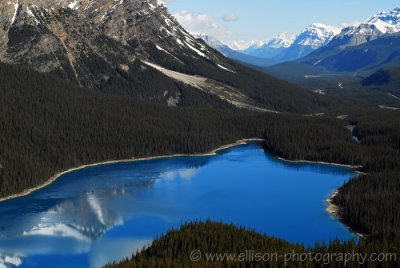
[303,33,400,72]
[322,7,400,51]
[0,0,224,102]
[0,0,331,113]
[3,2,397,109]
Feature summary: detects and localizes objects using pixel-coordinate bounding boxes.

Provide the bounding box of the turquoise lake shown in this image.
[0,143,358,267]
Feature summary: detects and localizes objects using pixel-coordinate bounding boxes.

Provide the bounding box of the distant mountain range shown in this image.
[194,34,276,67]
[328,7,400,48]
[181,5,400,110]
[243,24,341,63]
[198,23,341,66]
[257,6,400,109]
[267,7,400,76]
[198,22,342,66]
[208,6,400,71]
[242,33,295,60]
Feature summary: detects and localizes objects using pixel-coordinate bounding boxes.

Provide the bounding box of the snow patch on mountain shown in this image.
[68,0,81,10]
[217,63,235,73]
[9,0,19,26]
[157,0,167,6]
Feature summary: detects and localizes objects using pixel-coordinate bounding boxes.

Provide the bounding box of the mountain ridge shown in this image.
[264,7,400,92]
[194,34,276,67]
[240,23,341,63]
[233,7,400,66]
[0,0,332,114]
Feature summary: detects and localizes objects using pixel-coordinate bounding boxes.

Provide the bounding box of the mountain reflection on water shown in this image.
[0,144,356,268]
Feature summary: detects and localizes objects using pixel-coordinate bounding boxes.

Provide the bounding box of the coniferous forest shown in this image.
[106,221,399,268]
[0,62,399,267]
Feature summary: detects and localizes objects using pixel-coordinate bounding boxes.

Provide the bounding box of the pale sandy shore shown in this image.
[325,190,367,239]
[326,190,340,216]
[277,157,362,169]
[0,138,264,203]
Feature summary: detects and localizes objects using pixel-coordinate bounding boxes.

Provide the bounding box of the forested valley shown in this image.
[0,62,365,199]
[0,62,399,267]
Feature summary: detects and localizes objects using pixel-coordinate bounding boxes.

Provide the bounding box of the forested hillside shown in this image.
[332,112,400,239]
[106,221,399,268]
[0,62,362,198]
[0,62,399,267]
[0,62,262,197]
[1,62,400,240]
[362,67,400,94]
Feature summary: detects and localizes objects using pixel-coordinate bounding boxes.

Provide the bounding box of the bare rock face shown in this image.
[0,0,228,102]
[328,24,385,49]
[0,1,129,85]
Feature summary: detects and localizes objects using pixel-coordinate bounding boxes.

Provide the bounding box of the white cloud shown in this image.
[222,13,238,22]
[0,254,23,268]
[23,223,91,242]
[160,167,198,181]
[173,10,233,42]
[179,168,198,180]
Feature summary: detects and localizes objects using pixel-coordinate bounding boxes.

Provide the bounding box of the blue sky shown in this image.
[166,0,399,45]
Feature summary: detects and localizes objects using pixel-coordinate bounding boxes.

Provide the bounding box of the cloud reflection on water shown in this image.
[0,144,355,267]
[0,158,204,267]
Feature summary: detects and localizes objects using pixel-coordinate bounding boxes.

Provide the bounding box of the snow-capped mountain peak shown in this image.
[265,33,296,49]
[229,40,265,51]
[329,7,400,48]
[295,23,341,49]
[238,23,341,62]
[363,7,400,34]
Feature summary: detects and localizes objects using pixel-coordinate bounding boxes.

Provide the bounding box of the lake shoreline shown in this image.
[0,138,366,239]
[276,157,362,170]
[0,138,264,203]
[276,156,367,239]
[325,190,367,239]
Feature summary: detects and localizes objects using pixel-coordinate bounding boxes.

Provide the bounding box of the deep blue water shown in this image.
[0,143,357,268]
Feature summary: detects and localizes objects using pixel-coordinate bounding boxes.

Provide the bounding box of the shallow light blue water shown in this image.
[0,143,357,267]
